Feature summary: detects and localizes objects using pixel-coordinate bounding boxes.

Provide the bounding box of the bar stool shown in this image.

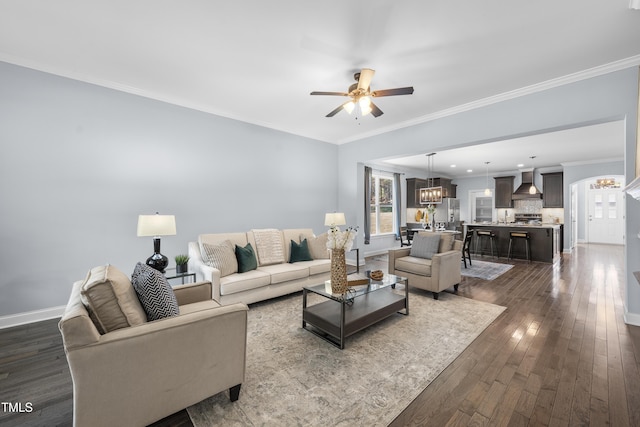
[508,231,531,262]
[462,230,474,268]
[475,229,498,258]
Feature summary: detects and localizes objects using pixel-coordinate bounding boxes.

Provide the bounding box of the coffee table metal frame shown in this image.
[302,274,408,349]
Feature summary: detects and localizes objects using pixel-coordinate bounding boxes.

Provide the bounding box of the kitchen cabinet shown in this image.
[543,172,563,207]
[406,178,427,208]
[467,224,561,263]
[494,176,514,208]
[432,178,457,198]
[406,177,457,207]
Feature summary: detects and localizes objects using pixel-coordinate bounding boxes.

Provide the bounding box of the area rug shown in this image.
[461,259,514,280]
[187,289,505,426]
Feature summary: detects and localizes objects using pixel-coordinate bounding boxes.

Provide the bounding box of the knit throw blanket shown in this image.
[251,229,285,265]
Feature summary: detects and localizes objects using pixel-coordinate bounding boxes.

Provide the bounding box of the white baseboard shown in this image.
[363,249,391,258]
[624,308,640,327]
[0,306,65,330]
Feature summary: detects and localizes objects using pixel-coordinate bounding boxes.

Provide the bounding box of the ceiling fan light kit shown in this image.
[310,68,414,118]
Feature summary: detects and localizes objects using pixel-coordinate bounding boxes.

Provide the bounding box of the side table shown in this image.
[164,268,196,285]
[349,247,360,274]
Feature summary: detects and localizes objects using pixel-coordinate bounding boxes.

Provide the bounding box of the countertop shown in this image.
[468,222,562,229]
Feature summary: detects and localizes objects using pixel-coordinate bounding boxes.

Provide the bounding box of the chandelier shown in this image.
[419,153,442,204]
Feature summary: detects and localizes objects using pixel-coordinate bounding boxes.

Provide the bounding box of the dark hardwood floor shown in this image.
[1,244,638,426]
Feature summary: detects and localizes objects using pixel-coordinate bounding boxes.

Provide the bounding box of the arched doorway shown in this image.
[571,175,625,248]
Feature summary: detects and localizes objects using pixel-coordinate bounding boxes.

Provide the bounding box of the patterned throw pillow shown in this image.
[131,263,180,322]
[252,229,285,265]
[410,234,441,260]
[202,240,238,277]
[236,243,258,273]
[290,239,313,263]
[301,233,330,259]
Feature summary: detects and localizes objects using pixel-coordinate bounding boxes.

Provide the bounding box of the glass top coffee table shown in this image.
[302,274,408,349]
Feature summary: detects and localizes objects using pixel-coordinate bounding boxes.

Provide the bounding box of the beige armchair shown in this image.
[58,266,248,427]
[388,232,462,299]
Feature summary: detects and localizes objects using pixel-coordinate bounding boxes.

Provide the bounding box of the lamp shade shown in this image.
[324,212,346,227]
[137,214,176,237]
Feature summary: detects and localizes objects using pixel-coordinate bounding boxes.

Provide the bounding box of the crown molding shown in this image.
[2,52,639,146]
[336,55,640,145]
[560,157,624,167]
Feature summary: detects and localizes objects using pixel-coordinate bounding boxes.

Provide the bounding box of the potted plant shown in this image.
[175,254,190,274]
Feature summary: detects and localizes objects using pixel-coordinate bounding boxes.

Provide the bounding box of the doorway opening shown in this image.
[571,175,625,247]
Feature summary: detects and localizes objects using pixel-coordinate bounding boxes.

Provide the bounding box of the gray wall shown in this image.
[0,62,338,316]
[338,67,640,322]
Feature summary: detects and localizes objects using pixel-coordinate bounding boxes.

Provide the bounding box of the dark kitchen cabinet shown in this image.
[543,172,563,208]
[494,176,514,208]
[406,177,456,207]
[432,178,457,198]
[406,178,427,208]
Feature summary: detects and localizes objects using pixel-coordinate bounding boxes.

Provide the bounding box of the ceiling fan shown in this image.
[310,68,414,118]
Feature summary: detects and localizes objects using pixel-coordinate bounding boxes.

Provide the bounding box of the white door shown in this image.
[469,190,493,223]
[587,188,624,244]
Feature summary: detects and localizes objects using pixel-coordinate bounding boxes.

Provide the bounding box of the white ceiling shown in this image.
[0,1,639,164]
[380,120,626,178]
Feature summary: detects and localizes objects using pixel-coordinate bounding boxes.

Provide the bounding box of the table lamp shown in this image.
[324,212,346,229]
[137,213,176,272]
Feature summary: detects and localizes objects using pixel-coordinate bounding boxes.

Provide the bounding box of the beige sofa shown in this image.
[188,228,331,305]
[58,265,248,427]
[388,232,462,299]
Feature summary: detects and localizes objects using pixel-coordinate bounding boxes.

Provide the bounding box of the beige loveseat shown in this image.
[388,232,462,300]
[188,228,331,306]
[58,265,248,427]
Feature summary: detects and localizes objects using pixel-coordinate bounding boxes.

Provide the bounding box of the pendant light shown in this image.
[528,156,537,194]
[484,161,492,196]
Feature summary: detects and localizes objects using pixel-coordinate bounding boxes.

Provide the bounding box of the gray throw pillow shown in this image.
[131,263,180,321]
[410,234,441,260]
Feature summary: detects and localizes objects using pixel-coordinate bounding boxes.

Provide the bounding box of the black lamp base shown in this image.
[146,237,168,273]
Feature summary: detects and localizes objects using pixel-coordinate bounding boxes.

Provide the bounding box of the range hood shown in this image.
[512,170,543,199]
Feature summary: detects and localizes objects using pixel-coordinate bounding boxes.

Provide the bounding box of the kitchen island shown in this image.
[466,223,562,263]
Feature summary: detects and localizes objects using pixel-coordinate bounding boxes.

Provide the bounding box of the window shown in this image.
[369,172,395,235]
[594,194,603,219]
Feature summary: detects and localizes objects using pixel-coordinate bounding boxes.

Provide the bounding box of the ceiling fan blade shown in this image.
[310,91,349,96]
[326,103,345,117]
[370,101,384,118]
[371,87,414,97]
[357,68,375,91]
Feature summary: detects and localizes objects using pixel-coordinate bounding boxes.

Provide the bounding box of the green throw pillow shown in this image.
[235,243,258,273]
[290,239,313,263]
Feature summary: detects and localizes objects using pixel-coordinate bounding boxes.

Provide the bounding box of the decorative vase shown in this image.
[176,263,188,274]
[330,248,348,294]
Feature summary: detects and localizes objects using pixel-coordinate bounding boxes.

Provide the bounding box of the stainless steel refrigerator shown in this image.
[434,198,460,230]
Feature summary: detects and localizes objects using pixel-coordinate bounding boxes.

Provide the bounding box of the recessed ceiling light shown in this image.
[450,164,456,168]
[517,163,524,167]
[467,169,473,173]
